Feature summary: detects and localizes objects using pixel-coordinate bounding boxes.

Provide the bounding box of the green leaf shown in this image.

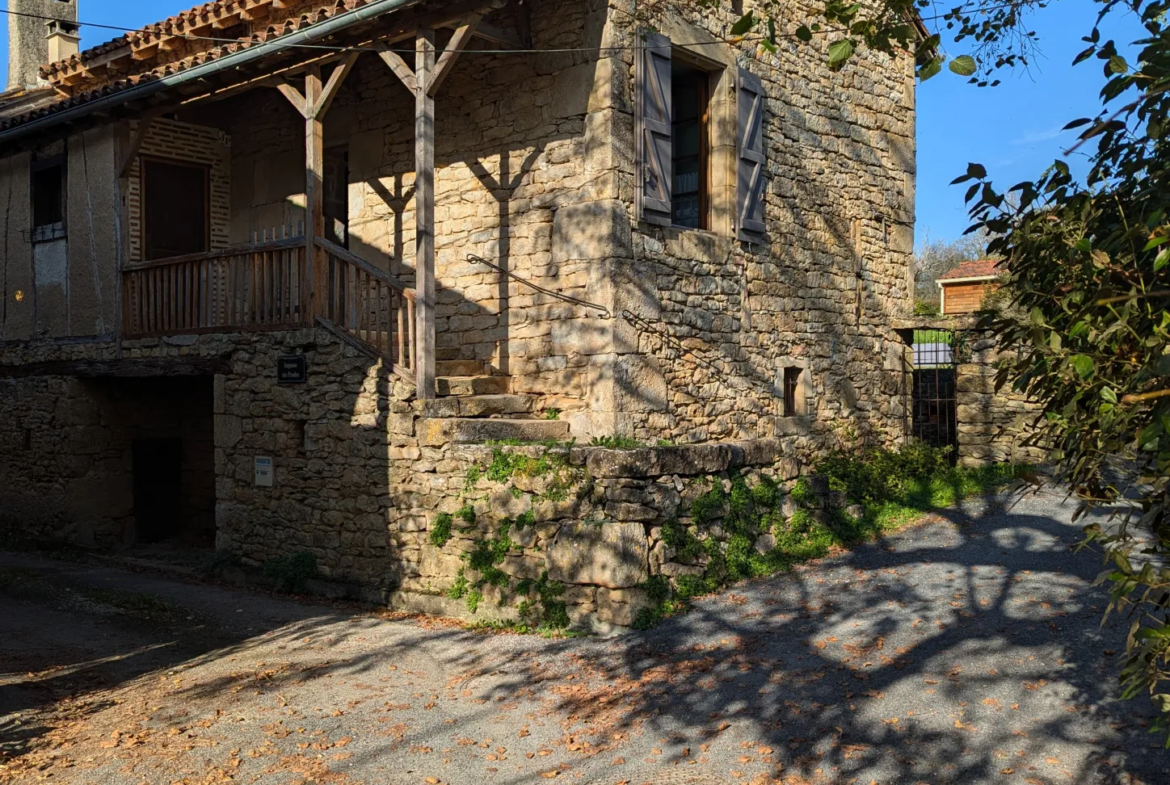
[1101,387,1118,404]
[1030,307,1047,327]
[795,25,813,42]
[1075,238,1092,253]
[1142,236,1169,252]
[949,55,977,76]
[1072,354,1096,379]
[1109,55,1129,74]
[918,56,943,81]
[1154,354,1170,376]
[730,12,755,36]
[768,18,777,45]
[828,38,855,70]
[1156,248,1170,272]
[967,162,987,180]
[1139,422,1161,447]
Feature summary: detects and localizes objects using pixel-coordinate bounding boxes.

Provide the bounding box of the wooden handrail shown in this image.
[123,236,305,272]
[314,237,415,300]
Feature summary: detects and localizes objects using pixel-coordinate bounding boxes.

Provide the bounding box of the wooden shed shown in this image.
[937,259,1003,315]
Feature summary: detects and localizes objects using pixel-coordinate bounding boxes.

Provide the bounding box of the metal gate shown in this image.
[911,329,958,453]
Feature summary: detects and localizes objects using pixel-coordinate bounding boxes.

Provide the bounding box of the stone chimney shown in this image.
[7,0,80,92]
[46,20,81,66]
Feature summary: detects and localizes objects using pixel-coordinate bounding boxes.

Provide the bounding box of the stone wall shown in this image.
[956,331,1047,467]
[0,374,214,546]
[592,1,917,446]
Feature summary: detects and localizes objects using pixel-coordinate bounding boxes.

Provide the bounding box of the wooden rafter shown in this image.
[378,50,418,94]
[314,53,359,118]
[119,113,160,178]
[429,15,481,97]
[274,80,308,117]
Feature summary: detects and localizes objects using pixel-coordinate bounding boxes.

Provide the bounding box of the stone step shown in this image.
[436,375,511,396]
[436,359,490,377]
[420,394,535,419]
[419,417,571,446]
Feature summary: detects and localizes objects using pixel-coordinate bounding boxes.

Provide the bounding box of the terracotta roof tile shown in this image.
[938,258,1002,282]
[2,0,391,132]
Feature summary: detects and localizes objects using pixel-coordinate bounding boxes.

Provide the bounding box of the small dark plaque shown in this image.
[277,355,308,384]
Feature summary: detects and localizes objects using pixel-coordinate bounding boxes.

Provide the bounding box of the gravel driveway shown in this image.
[1,488,1166,785]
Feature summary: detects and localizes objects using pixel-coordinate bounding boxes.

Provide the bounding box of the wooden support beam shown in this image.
[305,65,325,322]
[119,114,157,178]
[415,29,437,399]
[378,49,418,94]
[429,15,481,97]
[515,0,533,48]
[274,80,308,118]
[461,19,524,50]
[311,53,359,119]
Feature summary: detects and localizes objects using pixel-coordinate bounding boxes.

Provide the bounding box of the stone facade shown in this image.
[956,331,1047,467]
[0,0,940,627]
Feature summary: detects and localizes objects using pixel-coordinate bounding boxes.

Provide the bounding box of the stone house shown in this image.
[0,0,926,624]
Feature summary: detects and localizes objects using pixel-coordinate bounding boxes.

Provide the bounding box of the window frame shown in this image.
[141,155,212,262]
[670,60,712,231]
[30,154,67,244]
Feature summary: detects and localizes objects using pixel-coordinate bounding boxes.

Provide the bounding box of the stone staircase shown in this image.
[418,360,571,444]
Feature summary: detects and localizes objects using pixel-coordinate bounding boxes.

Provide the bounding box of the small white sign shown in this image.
[254,457,274,487]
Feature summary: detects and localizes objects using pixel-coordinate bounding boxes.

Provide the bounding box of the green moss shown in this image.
[468,447,583,503]
[466,589,484,614]
[590,435,641,449]
[789,478,815,506]
[430,513,454,547]
[447,569,469,600]
[515,571,570,629]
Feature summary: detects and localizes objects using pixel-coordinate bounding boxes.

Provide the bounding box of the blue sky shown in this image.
[0,0,1148,245]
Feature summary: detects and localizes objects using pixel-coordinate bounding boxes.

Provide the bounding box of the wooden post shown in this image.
[415,29,437,399]
[305,66,324,323]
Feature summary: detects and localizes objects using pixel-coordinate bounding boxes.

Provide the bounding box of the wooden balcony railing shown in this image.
[122,237,309,337]
[315,237,417,382]
[122,236,417,383]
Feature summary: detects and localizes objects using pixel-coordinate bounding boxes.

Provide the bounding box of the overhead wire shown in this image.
[0,6,790,57]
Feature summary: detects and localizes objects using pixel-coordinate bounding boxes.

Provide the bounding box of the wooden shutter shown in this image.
[736,67,766,243]
[637,32,672,226]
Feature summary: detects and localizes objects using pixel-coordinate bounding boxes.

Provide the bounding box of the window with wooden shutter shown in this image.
[636,32,673,227]
[736,68,766,243]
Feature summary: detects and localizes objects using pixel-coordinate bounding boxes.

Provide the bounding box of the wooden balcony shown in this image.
[121,237,418,382]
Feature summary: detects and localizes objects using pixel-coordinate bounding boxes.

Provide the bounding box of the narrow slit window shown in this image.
[671,62,709,230]
[143,158,210,261]
[784,367,803,417]
[31,157,66,243]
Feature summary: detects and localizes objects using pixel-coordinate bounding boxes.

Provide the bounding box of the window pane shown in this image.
[32,165,64,229]
[671,62,709,230]
[144,160,209,261]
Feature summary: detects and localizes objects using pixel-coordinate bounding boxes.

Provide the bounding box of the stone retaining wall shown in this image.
[956,332,1047,467]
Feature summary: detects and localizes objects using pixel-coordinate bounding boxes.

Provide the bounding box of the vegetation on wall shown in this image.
[635,444,1024,629]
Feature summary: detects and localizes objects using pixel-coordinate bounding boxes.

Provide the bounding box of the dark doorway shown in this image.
[132,438,184,544]
[324,146,349,248]
[911,329,958,455]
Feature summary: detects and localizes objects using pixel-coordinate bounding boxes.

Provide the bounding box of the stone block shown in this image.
[547,522,649,589]
[214,415,242,448]
[552,200,631,265]
[586,444,733,478]
[596,587,651,627]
